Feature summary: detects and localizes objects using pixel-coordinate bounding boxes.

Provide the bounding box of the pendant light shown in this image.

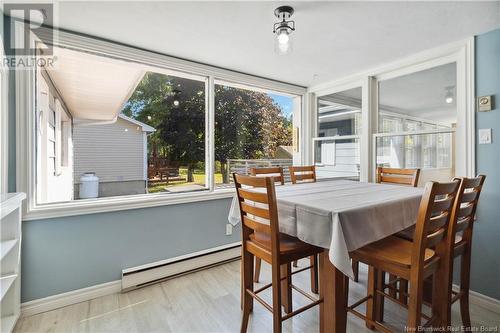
[273,6,295,55]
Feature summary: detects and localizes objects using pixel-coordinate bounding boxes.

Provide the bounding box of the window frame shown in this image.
[16,27,307,220]
[308,38,475,183]
[1,37,8,194]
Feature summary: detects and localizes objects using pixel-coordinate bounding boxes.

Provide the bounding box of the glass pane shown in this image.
[214,83,297,186]
[314,138,360,180]
[377,62,456,173]
[36,45,208,204]
[123,73,207,194]
[317,87,362,137]
[376,132,453,170]
[378,62,457,134]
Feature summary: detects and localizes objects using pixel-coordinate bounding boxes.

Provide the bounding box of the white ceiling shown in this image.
[50,1,500,87]
[379,62,457,123]
[318,63,457,124]
[46,46,144,122]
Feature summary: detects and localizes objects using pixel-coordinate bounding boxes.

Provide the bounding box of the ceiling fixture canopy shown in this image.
[273,6,295,55]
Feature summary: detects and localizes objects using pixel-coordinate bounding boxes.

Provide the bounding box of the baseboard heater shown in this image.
[121,242,241,292]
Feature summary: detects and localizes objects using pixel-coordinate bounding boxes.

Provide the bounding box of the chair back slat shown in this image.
[457,204,474,219]
[240,202,270,220]
[243,216,272,234]
[455,217,472,233]
[432,197,455,212]
[250,167,285,185]
[426,227,447,248]
[461,190,479,203]
[238,188,269,204]
[429,212,450,230]
[289,166,316,184]
[377,167,420,187]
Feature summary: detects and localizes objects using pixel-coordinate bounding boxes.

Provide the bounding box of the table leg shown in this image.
[319,250,348,333]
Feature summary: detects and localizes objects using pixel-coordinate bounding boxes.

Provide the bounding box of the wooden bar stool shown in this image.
[250,167,284,284]
[449,175,486,328]
[395,175,486,328]
[352,167,421,283]
[288,165,319,293]
[234,173,323,333]
[349,180,460,331]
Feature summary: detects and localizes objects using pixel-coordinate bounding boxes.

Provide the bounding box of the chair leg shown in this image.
[388,274,397,299]
[459,247,472,328]
[352,260,359,282]
[240,251,254,333]
[366,266,378,330]
[271,262,283,333]
[292,260,298,267]
[310,255,319,294]
[398,278,408,305]
[376,270,385,323]
[407,273,424,330]
[254,258,262,283]
[280,263,293,314]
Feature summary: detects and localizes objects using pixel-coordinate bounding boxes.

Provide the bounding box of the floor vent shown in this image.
[121,242,241,292]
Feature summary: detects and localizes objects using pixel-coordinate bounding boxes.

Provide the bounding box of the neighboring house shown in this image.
[73,114,155,198]
[36,46,147,203]
[275,145,293,159]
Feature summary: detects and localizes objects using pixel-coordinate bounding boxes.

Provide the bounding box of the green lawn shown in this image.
[148,169,223,193]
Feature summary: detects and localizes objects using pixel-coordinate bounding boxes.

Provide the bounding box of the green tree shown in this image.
[123,72,292,185]
[214,86,291,182]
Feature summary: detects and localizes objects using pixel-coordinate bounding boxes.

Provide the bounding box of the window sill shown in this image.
[22,189,235,221]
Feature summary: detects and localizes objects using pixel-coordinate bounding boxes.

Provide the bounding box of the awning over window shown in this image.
[45,46,144,123]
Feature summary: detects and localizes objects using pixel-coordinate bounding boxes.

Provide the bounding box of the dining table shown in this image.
[228,179,424,332]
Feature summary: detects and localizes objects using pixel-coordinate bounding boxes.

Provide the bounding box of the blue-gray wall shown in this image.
[470,28,500,300]
[7,26,500,302]
[22,199,239,302]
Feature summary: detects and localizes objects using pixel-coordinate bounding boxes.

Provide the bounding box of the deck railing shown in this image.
[227,158,293,182]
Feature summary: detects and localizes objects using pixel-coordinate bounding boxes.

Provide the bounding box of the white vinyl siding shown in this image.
[73,117,146,183]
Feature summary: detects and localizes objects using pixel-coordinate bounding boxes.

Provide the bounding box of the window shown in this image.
[376,63,456,177]
[214,81,299,186]
[26,33,304,213]
[121,72,208,195]
[314,87,362,180]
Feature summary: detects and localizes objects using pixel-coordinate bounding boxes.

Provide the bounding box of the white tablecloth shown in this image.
[228,179,424,278]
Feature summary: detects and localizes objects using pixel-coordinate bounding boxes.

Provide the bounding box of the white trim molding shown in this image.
[21,280,122,318]
[452,285,500,315]
[0,35,9,194]
[15,26,307,220]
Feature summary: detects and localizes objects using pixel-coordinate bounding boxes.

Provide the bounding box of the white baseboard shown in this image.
[21,280,121,317]
[452,284,500,315]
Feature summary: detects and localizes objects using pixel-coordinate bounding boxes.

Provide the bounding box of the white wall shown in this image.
[37,72,74,204]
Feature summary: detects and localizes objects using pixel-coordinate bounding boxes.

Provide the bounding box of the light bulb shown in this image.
[277,30,289,45]
[445,96,453,104]
[278,42,290,54]
[173,100,180,106]
[147,115,152,120]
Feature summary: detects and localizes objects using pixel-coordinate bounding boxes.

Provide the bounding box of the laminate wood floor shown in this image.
[14,260,500,333]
